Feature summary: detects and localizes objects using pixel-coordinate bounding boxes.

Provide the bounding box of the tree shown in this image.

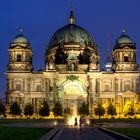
[0,101,6,115]
[124,101,134,116]
[39,101,50,116]
[95,103,105,119]
[53,102,62,117]
[107,103,117,117]
[79,102,89,115]
[24,103,34,116]
[10,101,21,116]
[127,105,134,116]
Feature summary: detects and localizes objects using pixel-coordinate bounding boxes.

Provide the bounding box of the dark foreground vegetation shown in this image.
[109,128,140,140]
[0,126,52,140]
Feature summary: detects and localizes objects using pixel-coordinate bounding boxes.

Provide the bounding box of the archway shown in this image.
[58,76,87,116]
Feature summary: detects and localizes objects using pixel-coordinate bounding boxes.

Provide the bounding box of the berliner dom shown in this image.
[6,10,139,117]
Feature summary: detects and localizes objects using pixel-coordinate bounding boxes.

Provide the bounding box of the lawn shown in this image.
[109,128,140,140]
[0,126,52,140]
[0,118,64,124]
[91,118,140,123]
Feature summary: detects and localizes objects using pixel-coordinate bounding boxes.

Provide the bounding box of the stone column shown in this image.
[88,77,93,115]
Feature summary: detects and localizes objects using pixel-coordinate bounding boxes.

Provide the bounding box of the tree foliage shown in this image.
[39,101,50,116]
[124,101,134,116]
[24,103,34,116]
[53,102,62,117]
[0,101,6,115]
[107,103,117,116]
[95,103,105,119]
[79,102,89,115]
[10,101,21,115]
[127,105,134,116]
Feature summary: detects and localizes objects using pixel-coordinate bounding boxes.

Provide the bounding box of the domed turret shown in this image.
[7,30,33,72]
[112,30,138,72]
[114,30,135,50]
[10,29,30,49]
[12,34,28,44]
[45,10,99,72]
[117,34,133,44]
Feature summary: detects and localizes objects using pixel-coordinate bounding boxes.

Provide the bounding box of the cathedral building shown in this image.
[6,10,139,116]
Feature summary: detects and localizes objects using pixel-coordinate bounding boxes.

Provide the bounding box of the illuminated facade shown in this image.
[6,10,139,116]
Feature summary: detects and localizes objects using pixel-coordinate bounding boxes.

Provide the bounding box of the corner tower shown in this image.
[7,30,33,72]
[112,31,138,72]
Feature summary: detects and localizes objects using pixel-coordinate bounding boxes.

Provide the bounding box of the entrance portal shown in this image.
[58,77,87,117]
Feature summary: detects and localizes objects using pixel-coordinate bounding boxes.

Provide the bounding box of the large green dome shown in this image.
[45,10,99,65]
[49,24,94,48]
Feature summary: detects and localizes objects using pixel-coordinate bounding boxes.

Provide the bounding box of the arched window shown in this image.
[104,84,110,91]
[123,80,131,91]
[124,54,129,62]
[103,80,111,92]
[17,54,22,62]
[36,85,41,91]
[15,84,21,90]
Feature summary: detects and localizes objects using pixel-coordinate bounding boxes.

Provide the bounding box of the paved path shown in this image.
[52,127,116,140]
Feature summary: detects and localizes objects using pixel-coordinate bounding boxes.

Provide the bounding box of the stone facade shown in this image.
[6,10,139,116]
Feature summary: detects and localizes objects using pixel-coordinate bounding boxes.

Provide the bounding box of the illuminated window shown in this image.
[17,54,22,62]
[36,85,41,91]
[15,84,21,90]
[124,55,129,62]
[104,85,110,91]
[124,83,130,91]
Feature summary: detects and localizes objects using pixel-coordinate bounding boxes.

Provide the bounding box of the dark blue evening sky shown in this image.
[0,0,140,98]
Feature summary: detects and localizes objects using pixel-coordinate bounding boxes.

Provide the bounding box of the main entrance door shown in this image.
[58,77,87,116]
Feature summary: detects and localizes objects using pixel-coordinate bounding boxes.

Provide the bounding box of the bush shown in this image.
[24,104,34,116]
[53,102,62,117]
[10,101,21,116]
[39,101,50,116]
[95,103,105,119]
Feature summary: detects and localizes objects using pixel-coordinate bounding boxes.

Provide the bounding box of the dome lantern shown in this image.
[68,9,76,24]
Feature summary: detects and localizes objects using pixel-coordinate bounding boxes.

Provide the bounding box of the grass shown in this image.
[91,118,140,123]
[0,126,52,140]
[0,118,64,124]
[109,128,140,140]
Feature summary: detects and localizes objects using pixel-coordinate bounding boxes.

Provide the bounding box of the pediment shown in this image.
[123,90,136,97]
[123,90,136,94]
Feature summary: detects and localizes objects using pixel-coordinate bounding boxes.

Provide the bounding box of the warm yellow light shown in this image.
[123,101,132,114]
[67,116,80,126]
[86,119,90,125]
[54,121,57,126]
[48,111,55,119]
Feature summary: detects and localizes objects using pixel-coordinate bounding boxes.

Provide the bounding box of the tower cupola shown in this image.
[112,30,138,72]
[7,30,33,72]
